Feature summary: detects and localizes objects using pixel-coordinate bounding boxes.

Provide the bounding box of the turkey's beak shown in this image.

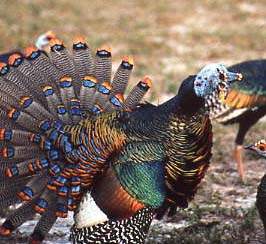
[244,144,256,151]
[226,71,243,84]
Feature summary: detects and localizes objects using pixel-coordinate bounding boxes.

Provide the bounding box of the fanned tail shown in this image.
[0,35,152,243]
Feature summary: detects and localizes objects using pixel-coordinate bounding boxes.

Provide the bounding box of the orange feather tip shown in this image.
[122,56,134,66]
[25,45,38,58]
[29,133,36,143]
[52,181,64,187]
[48,168,57,176]
[60,171,72,178]
[56,211,68,218]
[46,184,57,191]
[71,181,80,186]
[124,108,132,112]
[97,45,111,52]
[83,75,98,84]
[1,147,8,158]
[73,36,86,45]
[70,98,80,103]
[35,160,42,170]
[49,38,63,47]
[100,81,113,90]
[34,205,46,214]
[8,108,17,119]
[19,96,32,106]
[70,192,80,197]
[113,93,125,103]
[8,54,22,66]
[27,163,36,173]
[5,168,13,178]
[68,205,77,211]
[59,76,72,82]
[0,226,11,236]
[0,129,5,141]
[93,104,104,113]
[56,104,66,109]
[0,62,8,69]
[140,77,152,87]
[58,192,68,197]
[97,46,112,56]
[42,85,53,91]
[45,30,55,40]
[18,191,32,201]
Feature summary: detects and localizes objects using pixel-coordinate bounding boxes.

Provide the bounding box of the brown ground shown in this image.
[0,0,266,243]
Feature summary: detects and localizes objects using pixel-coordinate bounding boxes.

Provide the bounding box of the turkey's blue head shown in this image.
[244,140,266,158]
[194,64,242,101]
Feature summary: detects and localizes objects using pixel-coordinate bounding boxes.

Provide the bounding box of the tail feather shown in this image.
[1,145,44,161]
[8,54,49,105]
[34,188,57,215]
[123,77,152,111]
[0,129,37,145]
[102,93,124,112]
[95,47,112,84]
[8,110,40,132]
[0,63,40,100]
[57,77,77,112]
[0,90,18,110]
[79,76,98,111]
[93,81,113,111]
[0,35,151,242]
[0,188,23,208]
[73,36,95,78]
[111,57,134,95]
[50,39,80,95]
[0,198,38,236]
[30,202,58,243]
[25,46,61,94]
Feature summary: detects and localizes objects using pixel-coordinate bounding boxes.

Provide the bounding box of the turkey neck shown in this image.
[161,75,205,115]
[124,75,206,140]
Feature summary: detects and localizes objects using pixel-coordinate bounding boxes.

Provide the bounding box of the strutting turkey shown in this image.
[245,140,266,237]
[206,60,266,181]
[0,35,242,244]
[0,31,55,63]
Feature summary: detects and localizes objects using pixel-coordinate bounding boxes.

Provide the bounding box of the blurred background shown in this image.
[0,0,266,243]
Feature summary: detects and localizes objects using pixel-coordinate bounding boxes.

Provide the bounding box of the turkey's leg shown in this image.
[234,144,244,180]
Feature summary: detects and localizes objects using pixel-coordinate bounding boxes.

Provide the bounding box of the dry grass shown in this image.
[1,0,266,243]
[1,0,266,97]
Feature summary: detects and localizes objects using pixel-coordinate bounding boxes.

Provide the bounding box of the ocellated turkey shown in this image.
[206,59,266,180]
[0,35,242,244]
[245,140,266,237]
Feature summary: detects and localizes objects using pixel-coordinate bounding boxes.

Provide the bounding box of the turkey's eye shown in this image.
[259,145,266,151]
[219,72,225,81]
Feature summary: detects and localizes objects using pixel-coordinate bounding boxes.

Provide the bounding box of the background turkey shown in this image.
[245,140,266,238]
[206,59,266,181]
